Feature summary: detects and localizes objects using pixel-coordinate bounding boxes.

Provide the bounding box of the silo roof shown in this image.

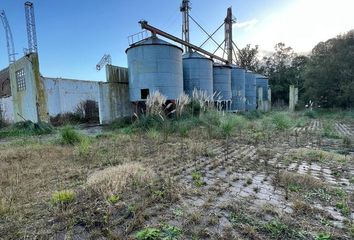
[182,51,213,61]
[126,36,183,53]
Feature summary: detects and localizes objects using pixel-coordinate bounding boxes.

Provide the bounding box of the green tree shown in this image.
[303,30,354,108]
[261,43,294,104]
[236,44,260,71]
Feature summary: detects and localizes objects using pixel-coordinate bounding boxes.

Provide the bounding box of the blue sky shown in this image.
[1,0,353,81]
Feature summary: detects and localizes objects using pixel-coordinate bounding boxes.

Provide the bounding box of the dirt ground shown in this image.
[0,112,353,240]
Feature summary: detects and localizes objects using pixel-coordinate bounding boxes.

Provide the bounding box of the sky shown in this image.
[0,0,353,81]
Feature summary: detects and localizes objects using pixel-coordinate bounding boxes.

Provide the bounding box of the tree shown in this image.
[260,43,306,104]
[236,44,260,71]
[303,30,354,108]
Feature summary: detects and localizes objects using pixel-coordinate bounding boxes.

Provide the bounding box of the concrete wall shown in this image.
[0,67,11,97]
[9,55,40,122]
[43,77,100,116]
[99,65,132,124]
[0,96,14,123]
[8,53,48,123]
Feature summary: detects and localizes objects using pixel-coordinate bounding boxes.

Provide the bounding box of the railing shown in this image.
[128,30,150,46]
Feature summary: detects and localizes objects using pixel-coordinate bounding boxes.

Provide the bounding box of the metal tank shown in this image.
[182,51,213,96]
[255,74,269,101]
[213,64,232,101]
[231,67,246,111]
[245,71,257,111]
[126,36,183,101]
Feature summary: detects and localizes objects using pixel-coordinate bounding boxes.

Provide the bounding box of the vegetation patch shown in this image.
[0,121,53,139]
[60,126,82,145]
[51,190,75,205]
[87,163,155,198]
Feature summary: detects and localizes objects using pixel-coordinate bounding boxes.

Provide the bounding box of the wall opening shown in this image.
[15,68,26,92]
[141,88,149,100]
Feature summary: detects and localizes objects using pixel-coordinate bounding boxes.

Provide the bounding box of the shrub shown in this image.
[271,112,293,130]
[51,190,75,205]
[60,126,82,145]
[136,228,161,240]
[87,163,155,198]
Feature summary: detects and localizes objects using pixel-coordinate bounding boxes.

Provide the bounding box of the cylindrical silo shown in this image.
[213,64,232,101]
[245,72,256,111]
[255,74,269,101]
[126,36,183,101]
[231,67,246,111]
[183,51,213,96]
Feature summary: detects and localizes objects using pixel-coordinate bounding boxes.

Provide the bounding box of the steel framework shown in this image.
[0,10,16,64]
[25,1,38,53]
[139,20,228,64]
[96,54,112,71]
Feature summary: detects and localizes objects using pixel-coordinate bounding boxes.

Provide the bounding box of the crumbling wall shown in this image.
[0,96,14,123]
[99,65,132,124]
[8,53,49,123]
[0,68,11,97]
[43,77,100,116]
[9,55,40,122]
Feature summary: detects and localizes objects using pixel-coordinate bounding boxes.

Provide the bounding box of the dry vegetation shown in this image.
[1,101,354,239]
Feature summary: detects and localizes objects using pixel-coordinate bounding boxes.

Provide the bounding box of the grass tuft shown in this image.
[51,190,75,205]
[60,126,82,145]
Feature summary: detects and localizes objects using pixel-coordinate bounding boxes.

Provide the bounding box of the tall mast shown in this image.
[180,0,191,52]
[224,7,234,64]
[25,1,38,53]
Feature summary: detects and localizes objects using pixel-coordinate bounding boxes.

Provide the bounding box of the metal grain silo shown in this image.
[183,51,213,96]
[126,36,183,101]
[255,74,269,101]
[245,71,256,111]
[231,67,246,111]
[213,64,232,101]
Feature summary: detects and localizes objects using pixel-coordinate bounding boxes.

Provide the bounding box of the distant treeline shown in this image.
[237,30,354,109]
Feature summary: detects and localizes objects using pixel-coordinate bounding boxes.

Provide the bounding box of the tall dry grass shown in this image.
[87,163,155,198]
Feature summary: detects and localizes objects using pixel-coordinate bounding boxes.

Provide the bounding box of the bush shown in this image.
[60,126,82,145]
[51,190,75,205]
[271,112,293,130]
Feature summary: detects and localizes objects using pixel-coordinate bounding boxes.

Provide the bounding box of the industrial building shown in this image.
[0,1,271,125]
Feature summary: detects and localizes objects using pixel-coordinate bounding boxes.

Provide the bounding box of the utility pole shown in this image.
[180,0,191,52]
[224,7,234,64]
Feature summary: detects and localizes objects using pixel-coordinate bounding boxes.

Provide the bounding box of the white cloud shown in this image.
[234,19,259,30]
[236,0,354,53]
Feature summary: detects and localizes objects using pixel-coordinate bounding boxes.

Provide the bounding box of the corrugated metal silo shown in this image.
[126,36,183,101]
[213,64,232,100]
[182,51,213,96]
[231,67,246,111]
[245,71,257,111]
[255,74,269,101]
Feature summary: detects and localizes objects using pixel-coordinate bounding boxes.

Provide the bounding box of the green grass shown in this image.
[0,121,53,139]
[60,126,82,145]
[51,190,75,205]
